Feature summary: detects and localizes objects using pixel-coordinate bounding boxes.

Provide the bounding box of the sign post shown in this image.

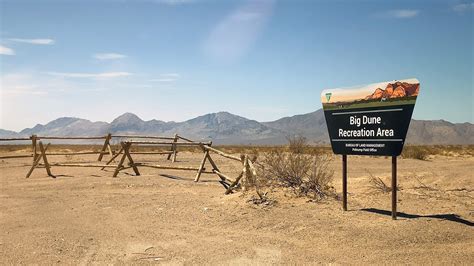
[342,154,347,211]
[321,79,420,220]
[392,156,397,219]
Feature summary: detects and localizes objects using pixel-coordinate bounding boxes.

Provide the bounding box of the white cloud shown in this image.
[46,71,132,79]
[0,45,15,55]
[149,73,180,82]
[203,0,274,63]
[379,9,419,19]
[453,3,474,12]
[0,73,48,95]
[94,53,127,60]
[8,38,55,45]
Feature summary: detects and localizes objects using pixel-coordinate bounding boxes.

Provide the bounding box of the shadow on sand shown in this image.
[361,208,474,227]
[46,174,73,178]
[160,174,230,188]
[160,174,215,183]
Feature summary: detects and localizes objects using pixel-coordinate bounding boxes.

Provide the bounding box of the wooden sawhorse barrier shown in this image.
[101,134,186,170]
[25,135,118,178]
[110,134,180,162]
[112,141,258,193]
[112,140,212,177]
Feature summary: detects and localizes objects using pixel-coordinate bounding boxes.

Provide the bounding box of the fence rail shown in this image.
[112,135,176,140]
[0,138,32,141]
[36,136,108,140]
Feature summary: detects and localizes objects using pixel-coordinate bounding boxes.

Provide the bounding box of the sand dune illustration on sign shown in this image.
[321,78,420,110]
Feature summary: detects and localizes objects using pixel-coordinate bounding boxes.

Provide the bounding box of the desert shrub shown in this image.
[402,146,429,160]
[255,136,335,200]
[300,154,335,198]
[366,169,390,193]
[287,135,308,154]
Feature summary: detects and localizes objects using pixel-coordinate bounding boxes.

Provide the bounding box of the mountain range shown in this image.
[1,109,473,145]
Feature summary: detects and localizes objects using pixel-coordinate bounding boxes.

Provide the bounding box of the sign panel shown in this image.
[321,78,420,156]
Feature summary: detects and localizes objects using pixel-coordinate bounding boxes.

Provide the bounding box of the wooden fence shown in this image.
[0,134,254,193]
[112,140,257,193]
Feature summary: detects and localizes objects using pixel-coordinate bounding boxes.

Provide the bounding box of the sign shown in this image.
[321,78,420,156]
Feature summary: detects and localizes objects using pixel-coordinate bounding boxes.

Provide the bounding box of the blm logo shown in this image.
[325,93,332,102]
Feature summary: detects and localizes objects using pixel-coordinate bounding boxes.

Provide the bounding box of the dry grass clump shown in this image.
[366,169,391,193]
[287,135,308,154]
[255,136,335,200]
[402,146,430,160]
[412,173,438,196]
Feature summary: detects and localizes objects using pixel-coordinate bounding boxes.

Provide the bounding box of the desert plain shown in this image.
[0,145,473,264]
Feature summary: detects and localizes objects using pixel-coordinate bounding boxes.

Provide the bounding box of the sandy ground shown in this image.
[0,149,473,264]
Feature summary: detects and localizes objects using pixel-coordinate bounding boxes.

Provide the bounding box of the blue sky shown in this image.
[0,0,473,131]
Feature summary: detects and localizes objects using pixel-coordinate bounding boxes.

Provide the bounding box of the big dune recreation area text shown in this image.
[338,115,394,138]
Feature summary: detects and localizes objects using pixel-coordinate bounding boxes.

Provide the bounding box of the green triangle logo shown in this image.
[325,93,332,102]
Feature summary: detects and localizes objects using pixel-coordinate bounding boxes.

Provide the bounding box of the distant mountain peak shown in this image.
[116,112,141,119]
[50,116,80,122]
[214,111,248,121]
[189,111,253,126]
[214,111,235,116]
[112,112,143,123]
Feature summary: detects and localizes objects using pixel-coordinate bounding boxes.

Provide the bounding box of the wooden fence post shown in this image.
[101,147,123,170]
[242,155,251,191]
[25,142,50,178]
[113,144,127,177]
[113,142,140,177]
[39,141,54,178]
[124,142,140,176]
[194,150,209,182]
[31,134,37,163]
[97,133,112,161]
[206,154,221,175]
[225,155,247,194]
[167,134,178,162]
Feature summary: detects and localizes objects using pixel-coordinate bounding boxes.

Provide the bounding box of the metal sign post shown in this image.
[392,156,397,219]
[342,155,347,211]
